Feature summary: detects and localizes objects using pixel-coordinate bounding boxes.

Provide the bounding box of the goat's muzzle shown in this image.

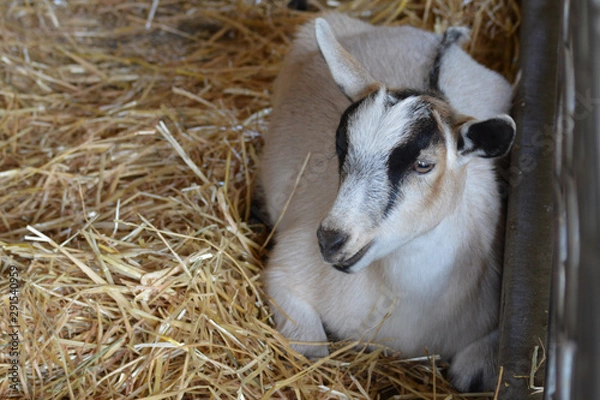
[317,225,374,272]
[316,226,348,262]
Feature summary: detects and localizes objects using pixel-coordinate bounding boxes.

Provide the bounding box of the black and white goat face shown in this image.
[314,19,515,272]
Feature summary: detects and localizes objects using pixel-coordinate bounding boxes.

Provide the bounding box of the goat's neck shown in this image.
[379,162,499,294]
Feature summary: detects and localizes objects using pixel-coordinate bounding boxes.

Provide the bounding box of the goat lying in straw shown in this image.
[258,12,515,392]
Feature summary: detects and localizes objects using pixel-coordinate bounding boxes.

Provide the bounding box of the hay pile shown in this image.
[0,0,518,398]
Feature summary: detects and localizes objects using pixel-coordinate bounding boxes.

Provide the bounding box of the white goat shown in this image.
[258,12,515,392]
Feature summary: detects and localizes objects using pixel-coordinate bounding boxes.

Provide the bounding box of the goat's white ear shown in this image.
[315,18,380,102]
[458,114,516,159]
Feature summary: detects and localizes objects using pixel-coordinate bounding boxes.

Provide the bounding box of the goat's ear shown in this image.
[457,114,516,159]
[315,18,380,102]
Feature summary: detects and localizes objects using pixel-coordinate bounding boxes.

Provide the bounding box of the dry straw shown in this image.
[0,0,519,399]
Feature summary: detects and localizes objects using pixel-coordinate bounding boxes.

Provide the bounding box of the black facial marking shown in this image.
[335,99,363,173]
[384,111,440,215]
[383,185,401,217]
[387,116,438,187]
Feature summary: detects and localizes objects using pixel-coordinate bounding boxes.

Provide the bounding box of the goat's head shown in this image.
[314,18,516,273]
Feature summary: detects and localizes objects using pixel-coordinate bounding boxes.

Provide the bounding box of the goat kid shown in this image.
[258,13,515,392]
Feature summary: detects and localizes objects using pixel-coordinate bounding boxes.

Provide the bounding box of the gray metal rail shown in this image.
[497,0,558,398]
[545,1,600,399]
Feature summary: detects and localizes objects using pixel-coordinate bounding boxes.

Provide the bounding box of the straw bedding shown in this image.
[0,0,518,398]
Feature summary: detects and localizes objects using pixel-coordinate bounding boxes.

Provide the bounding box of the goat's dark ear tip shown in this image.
[459,114,516,159]
[287,0,308,11]
[497,114,516,134]
[493,114,517,153]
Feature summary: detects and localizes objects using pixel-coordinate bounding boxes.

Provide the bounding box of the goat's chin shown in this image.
[329,242,377,274]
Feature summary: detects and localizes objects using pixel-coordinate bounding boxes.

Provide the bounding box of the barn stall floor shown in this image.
[0,1,518,398]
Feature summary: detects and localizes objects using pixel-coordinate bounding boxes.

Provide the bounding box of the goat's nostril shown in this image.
[317,227,348,259]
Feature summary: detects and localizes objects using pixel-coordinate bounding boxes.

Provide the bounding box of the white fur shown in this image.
[259,13,514,392]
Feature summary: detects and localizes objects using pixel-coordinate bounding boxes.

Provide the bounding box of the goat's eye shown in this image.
[413,160,435,174]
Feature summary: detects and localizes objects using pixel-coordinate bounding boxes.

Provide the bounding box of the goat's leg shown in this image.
[449,329,499,392]
[266,277,329,358]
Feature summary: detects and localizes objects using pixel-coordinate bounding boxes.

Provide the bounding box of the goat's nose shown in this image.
[317,226,348,261]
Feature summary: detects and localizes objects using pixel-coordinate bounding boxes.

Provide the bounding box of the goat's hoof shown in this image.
[449,360,496,392]
[449,346,497,392]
